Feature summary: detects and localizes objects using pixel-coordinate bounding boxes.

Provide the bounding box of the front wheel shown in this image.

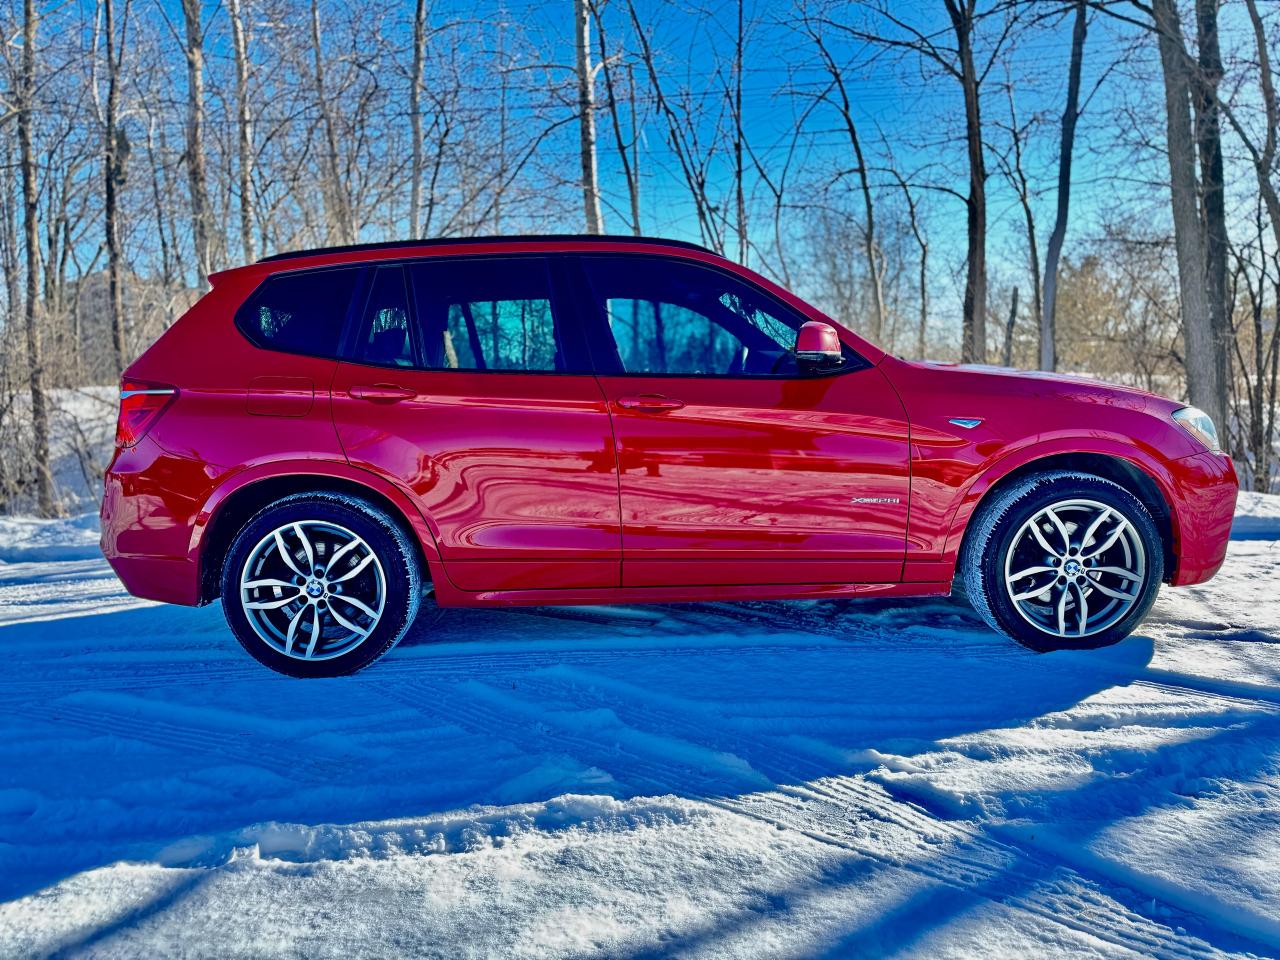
[221,493,422,677]
[959,471,1164,652]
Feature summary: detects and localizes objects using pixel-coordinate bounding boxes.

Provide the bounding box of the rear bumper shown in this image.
[1167,451,1238,586]
[100,436,204,605]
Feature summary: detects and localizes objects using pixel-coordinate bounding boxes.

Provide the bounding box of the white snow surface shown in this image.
[0,496,1278,958]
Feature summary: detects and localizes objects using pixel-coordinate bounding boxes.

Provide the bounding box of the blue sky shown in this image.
[471,0,1179,321]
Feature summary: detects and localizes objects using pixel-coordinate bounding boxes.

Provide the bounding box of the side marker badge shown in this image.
[949,418,983,430]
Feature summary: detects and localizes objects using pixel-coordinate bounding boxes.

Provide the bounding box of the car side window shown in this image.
[236,267,361,358]
[580,255,837,377]
[355,266,415,367]
[408,257,571,372]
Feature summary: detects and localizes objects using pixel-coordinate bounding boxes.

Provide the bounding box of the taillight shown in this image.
[116,380,177,447]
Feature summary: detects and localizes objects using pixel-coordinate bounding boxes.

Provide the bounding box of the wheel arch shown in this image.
[946,448,1178,582]
[194,462,443,604]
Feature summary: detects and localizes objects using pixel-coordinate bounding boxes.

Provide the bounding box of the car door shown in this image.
[575,253,910,588]
[329,256,620,592]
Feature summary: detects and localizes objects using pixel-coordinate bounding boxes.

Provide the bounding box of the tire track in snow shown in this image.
[383,680,767,797]
[378,674,1249,960]
[720,786,1240,960]
[524,666,1277,956]
[10,696,382,783]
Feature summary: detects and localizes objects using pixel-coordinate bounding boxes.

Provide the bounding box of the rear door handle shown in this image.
[350,384,417,403]
[616,394,684,412]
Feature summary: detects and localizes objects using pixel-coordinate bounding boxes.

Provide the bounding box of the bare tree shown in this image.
[17,0,54,515]
[1041,0,1087,372]
[993,77,1041,366]
[949,0,989,362]
[1193,0,1230,418]
[1220,0,1280,489]
[1213,0,1280,307]
[830,2,1019,362]
[1002,285,1019,366]
[227,0,255,261]
[902,176,930,359]
[732,0,746,262]
[1230,207,1280,491]
[802,16,886,344]
[310,0,354,245]
[180,0,214,283]
[102,0,130,373]
[407,0,428,239]
[1151,0,1225,430]
[592,3,642,235]
[574,0,604,234]
[625,0,724,252]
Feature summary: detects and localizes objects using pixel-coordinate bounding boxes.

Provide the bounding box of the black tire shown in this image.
[958,471,1164,652]
[221,492,421,677]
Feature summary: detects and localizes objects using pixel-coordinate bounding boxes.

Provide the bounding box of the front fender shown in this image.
[934,434,1182,566]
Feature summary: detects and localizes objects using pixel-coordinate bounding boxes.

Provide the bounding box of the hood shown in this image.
[902,359,1179,414]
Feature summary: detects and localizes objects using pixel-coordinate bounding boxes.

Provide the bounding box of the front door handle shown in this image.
[616,394,685,412]
[350,384,417,403]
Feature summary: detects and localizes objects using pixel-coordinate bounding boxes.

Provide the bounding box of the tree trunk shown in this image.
[1152,0,1225,429]
[946,0,987,363]
[1041,0,1087,372]
[228,0,255,262]
[104,0,129,374]
[574,0,604,234]
[408,0,426,238]
[1002,286,1018,367]
[1193,0,1231,428]
[1005,83,1041,369]
[19,0,54,517]
[734,0,746,262]
[594,4,641,235]
[917,236,929,359]
[311,0,353,244]
[181,0,213,285]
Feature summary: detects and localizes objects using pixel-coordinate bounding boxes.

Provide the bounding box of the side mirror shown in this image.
[794,321,844,369]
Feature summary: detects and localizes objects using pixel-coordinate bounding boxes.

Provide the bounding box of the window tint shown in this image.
[237,267,360,358]
[410,257,565,372]
[581,256,837,377]
[357,267,415,367]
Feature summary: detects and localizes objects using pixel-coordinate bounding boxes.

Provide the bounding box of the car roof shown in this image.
[257,234,716,264]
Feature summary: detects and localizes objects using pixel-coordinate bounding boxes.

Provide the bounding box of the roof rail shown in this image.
[257,234,718,264]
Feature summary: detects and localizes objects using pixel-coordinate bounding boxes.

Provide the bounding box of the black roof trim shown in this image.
[258,234,718,264]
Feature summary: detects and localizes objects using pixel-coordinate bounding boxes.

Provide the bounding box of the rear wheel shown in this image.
[221,493,421,677]
[959,471,1164,652]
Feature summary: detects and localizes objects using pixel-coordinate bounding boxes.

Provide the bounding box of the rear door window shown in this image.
[408,257,586,373]
[236,267,361,358]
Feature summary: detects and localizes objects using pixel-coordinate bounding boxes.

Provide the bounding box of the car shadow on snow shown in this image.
[0,592,1163,917]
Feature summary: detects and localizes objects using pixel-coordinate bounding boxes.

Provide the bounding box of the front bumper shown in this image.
[1167,451,1238,586]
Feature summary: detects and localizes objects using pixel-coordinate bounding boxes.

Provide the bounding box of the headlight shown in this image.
[1172,406,1222,453]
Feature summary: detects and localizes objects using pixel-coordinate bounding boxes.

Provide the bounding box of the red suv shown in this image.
[102,236,1238,677]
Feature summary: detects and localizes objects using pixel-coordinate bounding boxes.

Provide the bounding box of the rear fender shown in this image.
[195,459,447,592]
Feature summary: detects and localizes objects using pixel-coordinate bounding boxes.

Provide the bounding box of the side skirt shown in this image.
[430,579,952,609]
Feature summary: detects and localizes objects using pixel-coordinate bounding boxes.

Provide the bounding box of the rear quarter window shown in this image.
[235,267,361,358]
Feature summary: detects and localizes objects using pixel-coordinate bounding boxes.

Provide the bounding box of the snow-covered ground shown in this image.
[0,495,1278,959]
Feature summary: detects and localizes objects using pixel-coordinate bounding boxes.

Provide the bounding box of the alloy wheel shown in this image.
[1003,497,1147,639]
[238,520,386,661]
